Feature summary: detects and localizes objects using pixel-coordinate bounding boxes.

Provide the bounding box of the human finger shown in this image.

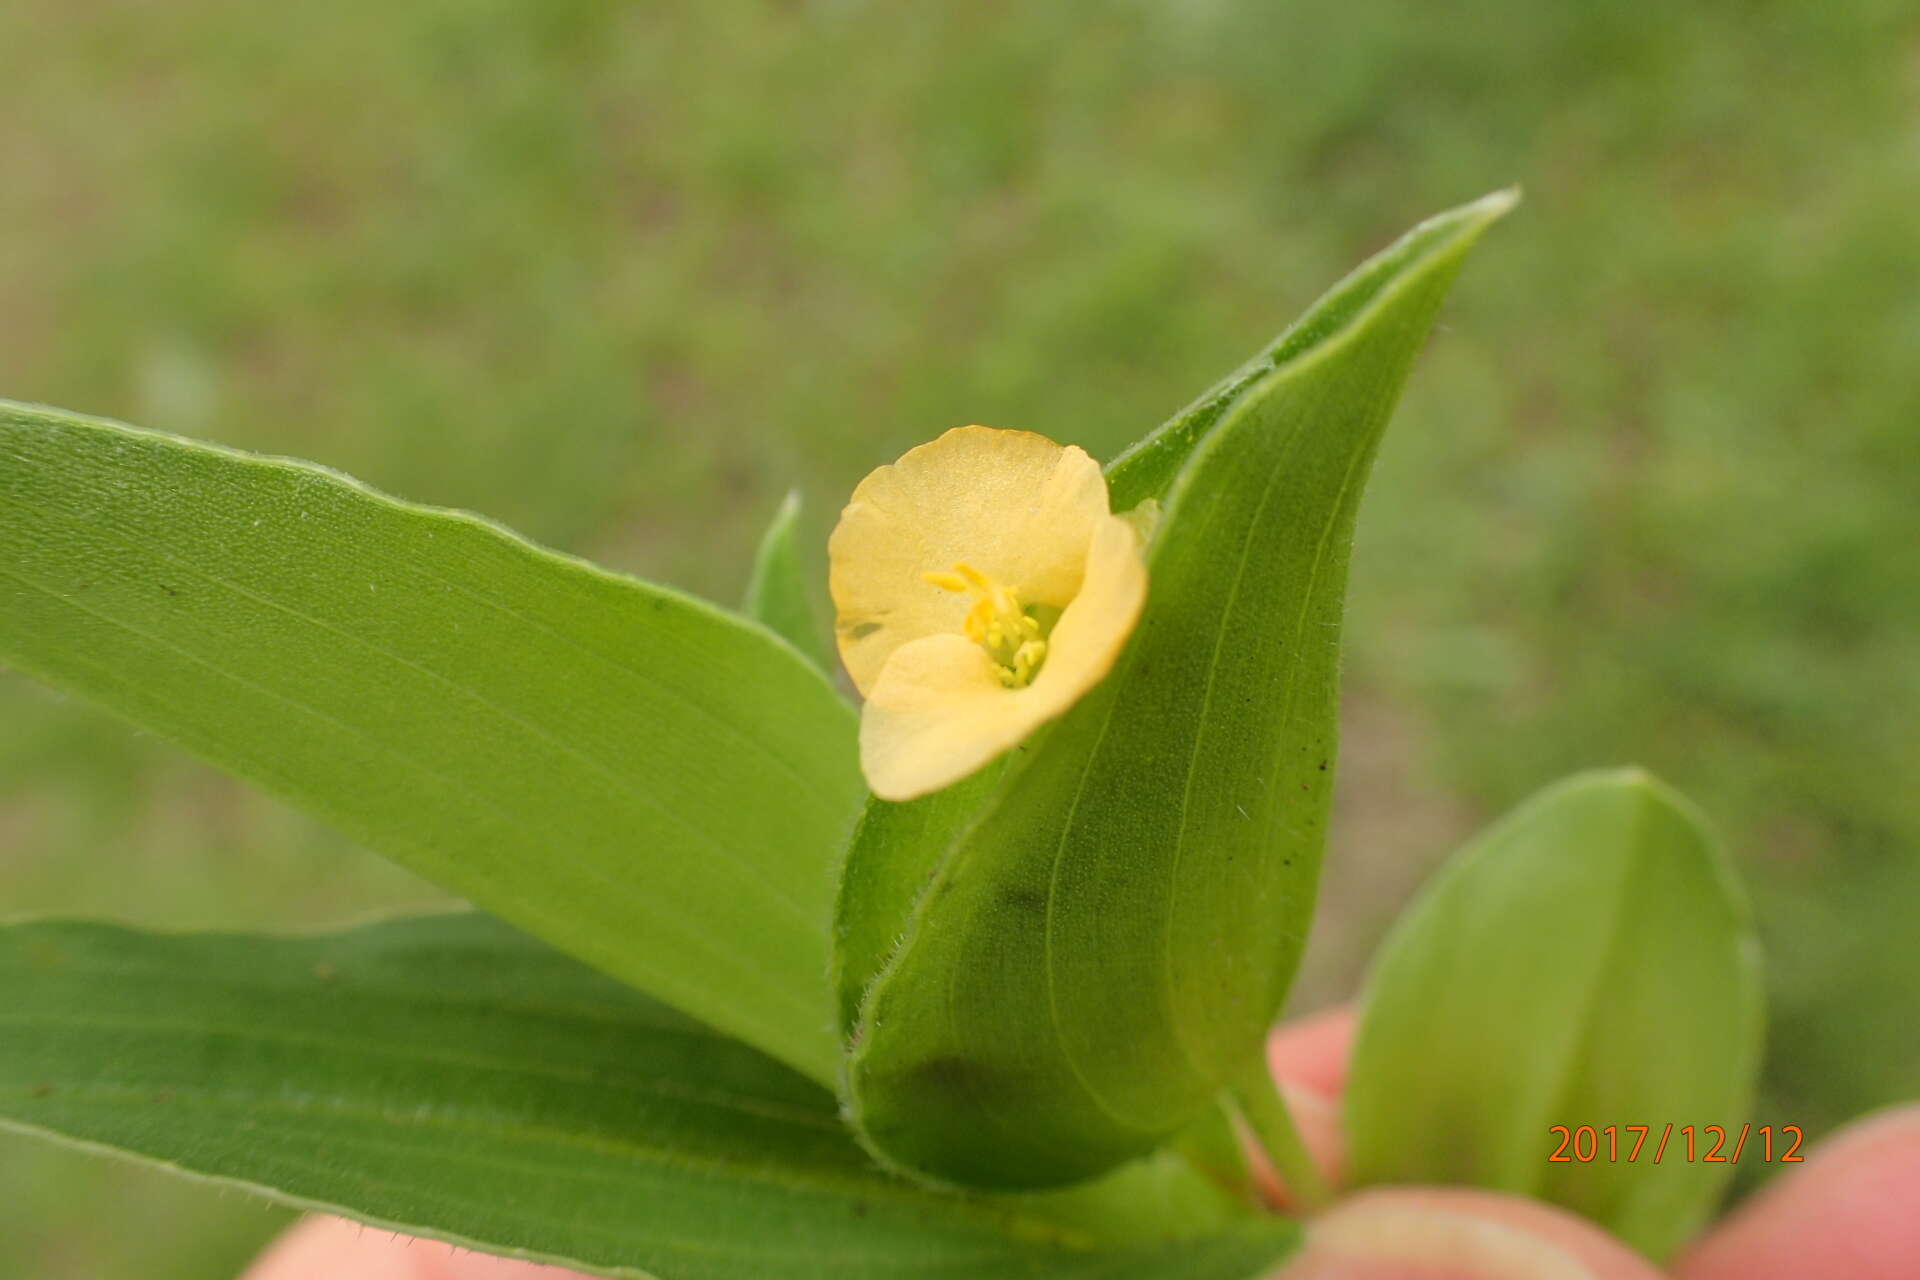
[1676,1104,1920,1280]
[241,1216,589,1280]
[1276,1186,1665,1280]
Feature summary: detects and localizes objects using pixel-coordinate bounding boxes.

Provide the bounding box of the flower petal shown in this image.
[1030,513,1150,709]
[858,634,1015,801]
[860,515,1146,800]
[829,426,1109,695]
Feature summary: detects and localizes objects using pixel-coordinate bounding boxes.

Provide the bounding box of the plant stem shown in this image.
[1230,1059,1331,1214]
[1171,1099,1262,1206]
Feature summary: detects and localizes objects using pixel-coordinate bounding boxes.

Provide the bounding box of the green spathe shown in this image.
[837,191,1519,1189]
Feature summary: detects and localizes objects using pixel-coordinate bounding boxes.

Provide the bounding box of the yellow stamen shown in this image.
[922,561,1050,687]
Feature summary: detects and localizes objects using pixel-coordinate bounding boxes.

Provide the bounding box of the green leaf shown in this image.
[1343,769,1764,1260]
[0,404,862,1084]
[0,912,1300,1280]
[744,489,832,672]
[839,191,1519,1189]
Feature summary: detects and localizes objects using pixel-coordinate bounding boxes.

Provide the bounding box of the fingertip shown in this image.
[243,1217,435,1280]
[241,1217,588,1280]
[1268,1005,1357,1098]
[1678,1104,1920,1280]
[1277,1188,1663,1280]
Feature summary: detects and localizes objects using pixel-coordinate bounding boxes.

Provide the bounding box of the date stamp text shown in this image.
[1548,1124,1804,1164]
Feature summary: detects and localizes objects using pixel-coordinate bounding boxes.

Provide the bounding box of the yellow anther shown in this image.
[922,560,1051,687]
[1011,638,1047,684]
[952,562,992,590]
[922,569,972,593]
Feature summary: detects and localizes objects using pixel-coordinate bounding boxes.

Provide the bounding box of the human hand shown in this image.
[1260,1009,1920,1279]
[242,1008,1920,1280]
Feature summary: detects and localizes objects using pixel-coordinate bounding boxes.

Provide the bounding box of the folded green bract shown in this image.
[836,191,1518,1188]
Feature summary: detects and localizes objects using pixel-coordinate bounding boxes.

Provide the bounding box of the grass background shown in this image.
[2,2,1916,1275]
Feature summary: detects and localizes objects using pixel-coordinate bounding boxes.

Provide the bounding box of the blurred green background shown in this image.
[3,2,1916,1275]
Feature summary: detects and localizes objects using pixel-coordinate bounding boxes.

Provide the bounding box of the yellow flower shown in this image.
[829,425,1149,801]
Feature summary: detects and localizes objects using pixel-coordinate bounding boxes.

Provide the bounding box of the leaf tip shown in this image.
[1436,186,1522,244]
[1581,764,1700,818]
[1480,184,1524,216]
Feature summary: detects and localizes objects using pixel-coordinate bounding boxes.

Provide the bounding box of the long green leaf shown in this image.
[743,489,831,672]
[1343,770,1764,1260]
[840,192,1518,1188]
[0,913,1299,1279]
[0,405,862,1083]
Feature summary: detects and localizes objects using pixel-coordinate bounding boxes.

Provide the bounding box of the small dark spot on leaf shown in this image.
[30,1084,55,1099]
[909,1054,998,1099]
[151,1090,176,1104]
[1318,760,1328,771]
[159,584,179,597]
[998,886,1047,913]
[851,1200,869,1218]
